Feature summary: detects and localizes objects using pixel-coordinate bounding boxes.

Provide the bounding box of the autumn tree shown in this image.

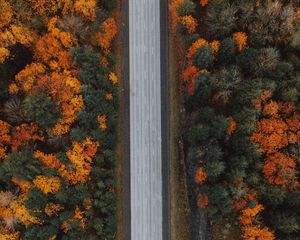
[178,15,198,34]
[97,18,117,52]
[239,204,275,240]
[233,32,247,51]
[0,120,11,159]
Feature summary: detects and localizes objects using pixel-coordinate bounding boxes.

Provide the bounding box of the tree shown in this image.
[217,37,236,64]
[239,204,275,240]
[0,0,13,28]
[251,101,299,154]
[205,0,237,38]
[33,175,61,194]
[195,167,207,184]
[179,15,198,34]
[0,120,11,159]
[211,66,242,105]
[10,123,44,151]
[74,0,97,21]
[199,0,208,7]
[23,93,61,129]
[0,151,42,181]
[247,1,296,46]
[263,152,298,189]
[97,18,117,52]
[192,45,213,69]
[187,38,208,60]
[233,32,247,51]
[206,185,232,220]
[169,0,185,32]
[178,0,196,16]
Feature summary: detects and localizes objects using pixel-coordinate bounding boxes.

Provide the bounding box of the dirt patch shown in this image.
[112,0,127,239]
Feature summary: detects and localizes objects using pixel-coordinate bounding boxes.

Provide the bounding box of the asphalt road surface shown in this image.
[129,0,163,239]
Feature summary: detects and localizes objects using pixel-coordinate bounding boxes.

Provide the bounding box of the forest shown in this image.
[170,0,300,239]
[0,0,119,239]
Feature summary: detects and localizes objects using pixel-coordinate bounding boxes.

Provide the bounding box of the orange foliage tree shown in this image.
[0,121,43,158]
[251,98,300,189]
[179,15,198,34]
[97,18,117,52]
[227,116,237,136]
[210,40,220,54]
[239,204,275,240]
[10,123,44,151]
[97,115,107,132]
[74,0,97,21]
[182,65,199,83]
[195,167,207,184]
[0,120,11,159]
[263,152,299,189]
[109,72,118,85]
[233,32,248,51]
[187,38,209,60]
[199,0,209,7]
[251,101,299,155]
[169,0,185,33]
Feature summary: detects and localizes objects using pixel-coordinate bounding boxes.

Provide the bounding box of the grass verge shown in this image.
[170,32,192,240]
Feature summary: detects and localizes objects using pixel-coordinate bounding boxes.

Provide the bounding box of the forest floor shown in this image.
[169,31,191,240]
[211,217,242,240]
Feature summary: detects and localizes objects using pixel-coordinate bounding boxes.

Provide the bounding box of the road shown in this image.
[129,0,163,239]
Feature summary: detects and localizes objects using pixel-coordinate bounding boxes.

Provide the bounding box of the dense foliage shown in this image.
[170,0,300,239]
[0,0,119,239]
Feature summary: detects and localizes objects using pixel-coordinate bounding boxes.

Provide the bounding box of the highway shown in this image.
[129,0,163,239]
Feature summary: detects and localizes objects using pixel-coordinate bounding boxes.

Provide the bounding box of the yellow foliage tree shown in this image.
[0,194,41,229]
[0,226,20,240]
[64,138,99,184]
[0,47,9,63]
[0,0,13,28]
[98,18,117,52]
[61,206,86,233]
[33,176,61,194]
[34,138,99,184]
[74,0,97,21]
[109,72,118,85]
